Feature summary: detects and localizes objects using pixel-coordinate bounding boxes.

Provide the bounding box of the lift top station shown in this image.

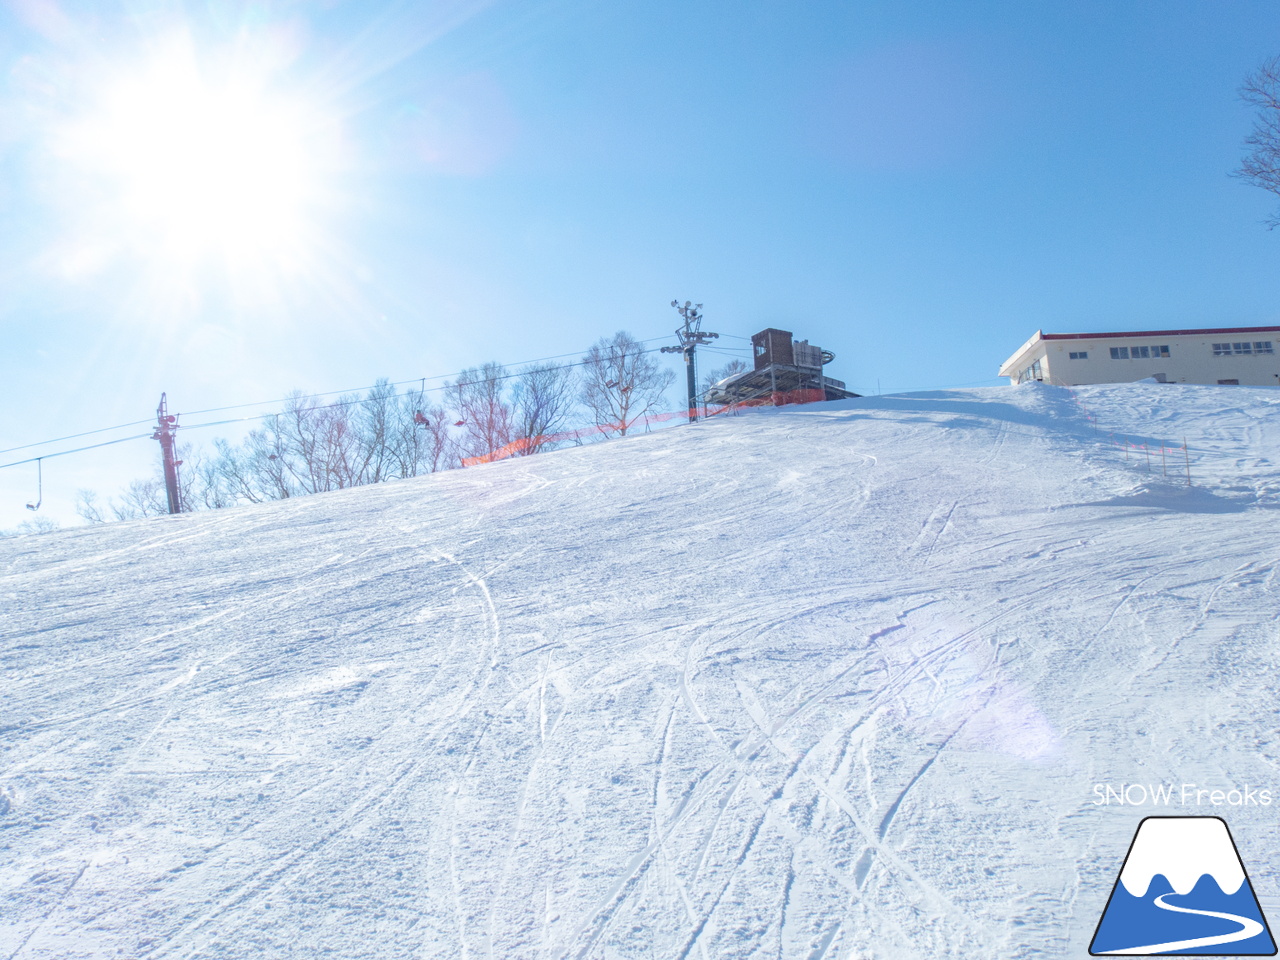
[706,328,859,405]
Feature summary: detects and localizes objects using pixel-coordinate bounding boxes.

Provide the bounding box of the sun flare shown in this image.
[60,37,330,270]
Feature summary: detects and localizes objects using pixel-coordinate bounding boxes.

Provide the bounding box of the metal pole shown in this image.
[1183,438,1191,486]
[663,300,717,424]
[685,346,698,423]
[153,393,182,515]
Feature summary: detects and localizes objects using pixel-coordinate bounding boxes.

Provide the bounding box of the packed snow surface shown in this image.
[3,383,1280,959]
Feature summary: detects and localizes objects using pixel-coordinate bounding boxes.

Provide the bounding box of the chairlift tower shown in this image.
[152,393,183,515]
[662,300,718,422]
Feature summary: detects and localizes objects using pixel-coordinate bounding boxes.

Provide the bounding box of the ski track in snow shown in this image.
[3,383,1280,958]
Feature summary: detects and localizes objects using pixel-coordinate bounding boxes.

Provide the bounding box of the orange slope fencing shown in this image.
[460,388,828,467]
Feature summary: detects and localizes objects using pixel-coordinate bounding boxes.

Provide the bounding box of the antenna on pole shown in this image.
[152,393,183,515]
[661,300,718,422]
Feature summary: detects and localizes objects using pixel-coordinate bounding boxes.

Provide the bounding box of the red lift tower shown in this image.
[152,393,183,515]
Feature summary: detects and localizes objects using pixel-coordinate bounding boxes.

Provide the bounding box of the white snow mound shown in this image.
[3,382,1280,959]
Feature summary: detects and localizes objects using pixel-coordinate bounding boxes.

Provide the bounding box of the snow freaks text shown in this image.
[1092,784,1273,807]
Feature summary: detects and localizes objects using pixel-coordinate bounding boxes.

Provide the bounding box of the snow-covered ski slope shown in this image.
[4,382,1280,959]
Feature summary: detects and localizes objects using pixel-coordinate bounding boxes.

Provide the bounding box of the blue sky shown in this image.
[4,0,1280,528]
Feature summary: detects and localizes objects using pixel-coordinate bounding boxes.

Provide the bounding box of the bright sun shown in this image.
[62,37,327,270]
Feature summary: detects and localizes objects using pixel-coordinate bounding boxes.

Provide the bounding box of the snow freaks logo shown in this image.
[1092,783,1273,807]
[1090,817,1276,956]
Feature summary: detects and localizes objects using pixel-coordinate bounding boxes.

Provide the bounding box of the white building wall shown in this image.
[1000,330,1280,388]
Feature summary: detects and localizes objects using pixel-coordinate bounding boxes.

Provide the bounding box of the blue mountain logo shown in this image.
[1091,816,1276,956]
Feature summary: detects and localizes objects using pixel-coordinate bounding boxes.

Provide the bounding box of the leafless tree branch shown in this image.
[1237,55,1280,227]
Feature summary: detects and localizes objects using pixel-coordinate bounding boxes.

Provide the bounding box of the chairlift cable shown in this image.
[2,336,681,471]
[0,433,153,471]
[0,418,154,457]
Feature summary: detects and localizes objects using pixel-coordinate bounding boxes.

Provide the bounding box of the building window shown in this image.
[1219,379,1240,385]
[1015,359,1044,384]
[1213,341,1272,356]
[1123,344,1170,359]
[1069,351,1088,360]
[1110,346,1129,360]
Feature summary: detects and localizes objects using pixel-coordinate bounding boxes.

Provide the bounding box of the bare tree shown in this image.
[1238,56,1280,226]
[191,381,464,504]
[178,443,237,511]
[392,394,457,475]
[203,394,355,504]
[252,391,365,494]
[579,331,675,437]
[76,489,107,523]
[77,448,228,520]
[112,477,168,520]
[512,362,577,454]
[701,358,749,397]
[449,362,515,461]
[0,515,60,536]
[82,379,465,518]
[352,379,399,485]
[293,392,364,491]
[82,354,594,519]
[215,432,286,504]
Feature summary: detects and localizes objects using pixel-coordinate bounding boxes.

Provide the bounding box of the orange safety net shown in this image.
[460,388,829,467]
